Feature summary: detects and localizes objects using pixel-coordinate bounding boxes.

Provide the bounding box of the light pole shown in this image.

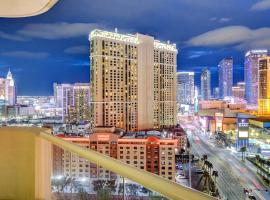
[187,141,192,188]
[123,177,125,200]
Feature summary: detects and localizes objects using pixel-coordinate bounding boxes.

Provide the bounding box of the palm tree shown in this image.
[212,171,218,186]
[197,171,211,194]
[208,162,213,175]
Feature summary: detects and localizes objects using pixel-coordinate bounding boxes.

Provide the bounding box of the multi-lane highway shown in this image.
[181,119,270,200]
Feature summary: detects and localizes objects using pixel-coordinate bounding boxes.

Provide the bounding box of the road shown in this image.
[181,119,270,200]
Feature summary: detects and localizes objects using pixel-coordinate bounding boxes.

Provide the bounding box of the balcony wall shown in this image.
[0,127,52,200]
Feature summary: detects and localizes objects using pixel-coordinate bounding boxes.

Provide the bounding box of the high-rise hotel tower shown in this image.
[218,57,233,99]
[245,50,268,105]
[258,56,270,115]
[89,29,177,131]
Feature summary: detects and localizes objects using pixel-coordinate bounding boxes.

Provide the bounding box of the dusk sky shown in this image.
[1,0,270,95]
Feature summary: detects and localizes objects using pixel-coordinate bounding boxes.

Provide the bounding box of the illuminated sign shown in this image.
[239,131,248,138]
[237,118,249,139]
[97,135,110,141]
[215,112,223,132]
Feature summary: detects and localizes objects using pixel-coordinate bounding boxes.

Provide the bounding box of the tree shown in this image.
[208,162,213,175]
[76,188,88,200]
[92,179,116,200]
[212,171,218,186]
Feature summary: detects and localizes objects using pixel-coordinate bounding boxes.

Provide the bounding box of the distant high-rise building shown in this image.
[232,82,245,100]
[201,68,211,100]
[0,69,16,105]
[244,50,268,105]
[89,29,177,131]
[258,56,270,115]
[213,87,219,99]
[176,72,194,105]
[54,83,90,123]
[218,58,233,99]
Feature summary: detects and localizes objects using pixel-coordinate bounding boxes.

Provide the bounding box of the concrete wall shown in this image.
[0,127,52,200]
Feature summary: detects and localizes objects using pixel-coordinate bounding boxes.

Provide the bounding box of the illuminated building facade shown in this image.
[218,58,233,99]
[213,87,219,99]
[54,83,90,123]
[90,29,177,131]
[232,82,245,100]
[258,56,270,115]
[176,72,194,105]
[0,69,16,105]
[201,68,211,100]
[53,127,178,181]
[245,50,268,105]
[53,136,91,181]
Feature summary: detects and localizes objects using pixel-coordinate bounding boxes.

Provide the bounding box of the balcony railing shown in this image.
[0,127,215,200]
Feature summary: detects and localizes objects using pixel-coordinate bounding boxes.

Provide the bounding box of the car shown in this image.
[196,169,204,174]
[248,195,256,200]
[176,174,185,179]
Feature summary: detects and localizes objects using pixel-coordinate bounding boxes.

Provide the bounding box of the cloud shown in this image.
[0,31,27,41]
[64,45,88,54]
[186,26,270,50]
[210,17,231,23]
[0,22,101,41]
[17,22,100,40]
[71,60,90,66]
[250,0,270,11]
[187,50,214,59]
[1,51,49,59]
[219,18,231,23]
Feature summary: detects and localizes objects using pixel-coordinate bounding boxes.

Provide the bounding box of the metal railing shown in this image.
[40,130,216,200]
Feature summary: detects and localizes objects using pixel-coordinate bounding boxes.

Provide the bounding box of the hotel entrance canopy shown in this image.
[0,0,58,17]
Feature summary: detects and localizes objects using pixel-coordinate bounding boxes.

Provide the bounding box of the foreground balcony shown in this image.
[0,0,58,17]
[0,127,215,200]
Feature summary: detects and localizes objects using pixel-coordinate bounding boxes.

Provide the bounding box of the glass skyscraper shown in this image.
[201,68,211,100]
[218,58,233,99]
[244,50,268,105]
[176,72,195,105]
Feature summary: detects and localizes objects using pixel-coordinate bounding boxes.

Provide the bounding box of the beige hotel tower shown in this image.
[89,29,177,131]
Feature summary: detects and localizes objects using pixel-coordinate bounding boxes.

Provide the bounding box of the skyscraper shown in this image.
[213,87,219,99]
[0,69,16,105]
[232,82,245,100]
[176,72,194,105]
[218,58,233,99]
[201,68,211,100]
[54,83,90,123]
[244,50,268,105]
[258,56,270,115]
[89,29,177,131]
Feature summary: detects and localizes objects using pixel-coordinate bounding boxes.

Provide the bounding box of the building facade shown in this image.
[218,58,233,99]
[245,50,268,105]
[0,69,16,106]
[54,83,90,123]
[201,68,211,100]
[53,127,179,181]
[176,72,194,105]
[89,29,177,131]
[213,87,219,99]
[258,56,270,115]
[232,82,245,100]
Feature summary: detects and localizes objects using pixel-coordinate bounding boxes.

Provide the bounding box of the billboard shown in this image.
[215,112,223,132]
[237,118,249,139]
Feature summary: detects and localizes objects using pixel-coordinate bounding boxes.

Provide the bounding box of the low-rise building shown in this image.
[53,127,180,182]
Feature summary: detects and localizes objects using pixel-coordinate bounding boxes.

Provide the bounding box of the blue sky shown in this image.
[1,0,270,95]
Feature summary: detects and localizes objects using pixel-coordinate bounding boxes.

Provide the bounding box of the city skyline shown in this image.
[1,0,270,95]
